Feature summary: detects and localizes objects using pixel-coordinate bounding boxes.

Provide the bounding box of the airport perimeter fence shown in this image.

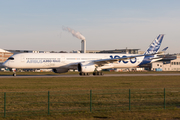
[0,88,180,117]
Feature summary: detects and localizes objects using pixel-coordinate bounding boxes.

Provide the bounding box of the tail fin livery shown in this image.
[144,34,164,55]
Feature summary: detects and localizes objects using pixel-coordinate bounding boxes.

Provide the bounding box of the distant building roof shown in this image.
[85,49,140,54]
[0,48,10,53]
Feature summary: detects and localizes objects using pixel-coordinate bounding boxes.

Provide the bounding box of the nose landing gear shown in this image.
[13,73,16,77]
[12,68,16,77]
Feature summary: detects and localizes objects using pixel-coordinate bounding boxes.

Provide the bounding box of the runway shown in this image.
[0,73,180,78]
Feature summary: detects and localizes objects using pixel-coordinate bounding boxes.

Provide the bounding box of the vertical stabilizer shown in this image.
[144,34,164,55]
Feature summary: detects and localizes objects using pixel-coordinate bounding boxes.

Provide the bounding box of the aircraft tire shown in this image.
[100,72,103,75]
[92,72,103,76]
[97,72,100,75]
[13,73,16,77]
[93,72,97,76]
[80,72,90,76]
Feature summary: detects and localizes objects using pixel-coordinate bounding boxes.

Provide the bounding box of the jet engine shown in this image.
[77,62,96,73]
[52,68,69,73]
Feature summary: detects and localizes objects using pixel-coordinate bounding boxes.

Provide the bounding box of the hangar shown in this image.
[152,54,180,71]
[85,48,140,54]
[0,49,13,67]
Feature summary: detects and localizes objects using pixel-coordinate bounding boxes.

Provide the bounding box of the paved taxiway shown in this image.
[0,74,180,78]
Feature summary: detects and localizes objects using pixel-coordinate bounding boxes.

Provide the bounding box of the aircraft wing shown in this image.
[92,54,147,66]
[64,54,153,68]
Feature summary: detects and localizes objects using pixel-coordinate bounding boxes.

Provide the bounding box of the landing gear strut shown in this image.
[93,71,103,76]
[13,73,16,77]
[12,68,16,77]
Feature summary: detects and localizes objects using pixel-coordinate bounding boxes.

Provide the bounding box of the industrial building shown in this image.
[82,48,140,54]
[6,49,50,54]
[151,55,180,71]
[0,49,13,63]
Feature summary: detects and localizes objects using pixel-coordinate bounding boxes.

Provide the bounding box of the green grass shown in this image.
[0,76,180,91]
[0,75,180,119]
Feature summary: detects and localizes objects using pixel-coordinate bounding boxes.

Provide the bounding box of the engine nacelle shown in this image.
[78,62,96,73]
[52,68,69,73]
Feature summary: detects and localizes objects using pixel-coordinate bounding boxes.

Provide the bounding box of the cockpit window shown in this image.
[8,57,14,60]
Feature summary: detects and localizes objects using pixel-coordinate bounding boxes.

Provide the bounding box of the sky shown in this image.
[0,0,180,53]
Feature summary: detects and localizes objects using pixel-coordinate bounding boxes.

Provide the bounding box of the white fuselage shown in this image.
[3,53,145,69]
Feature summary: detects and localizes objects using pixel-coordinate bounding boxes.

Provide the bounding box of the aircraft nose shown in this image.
[3,61,9,67]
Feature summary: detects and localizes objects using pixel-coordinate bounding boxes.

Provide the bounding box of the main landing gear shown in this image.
[79,72,90,76]
[79,72,104,76]
[93,71,104,76]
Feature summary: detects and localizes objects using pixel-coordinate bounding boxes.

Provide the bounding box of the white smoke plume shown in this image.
[63,27,85,40]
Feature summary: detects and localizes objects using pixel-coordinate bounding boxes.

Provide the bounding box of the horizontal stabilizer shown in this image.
[162,47,168,51]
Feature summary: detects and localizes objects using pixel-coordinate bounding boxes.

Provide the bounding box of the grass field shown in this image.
[1,76,180,92]
[0,73,180,119]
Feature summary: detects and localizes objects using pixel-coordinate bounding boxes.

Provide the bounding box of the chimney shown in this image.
[126,47,129,54]
[81,39,86,53]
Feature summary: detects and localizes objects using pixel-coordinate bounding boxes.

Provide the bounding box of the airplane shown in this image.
[3,34,165,76]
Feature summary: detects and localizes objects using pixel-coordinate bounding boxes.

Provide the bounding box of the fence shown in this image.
[0,88,180,117]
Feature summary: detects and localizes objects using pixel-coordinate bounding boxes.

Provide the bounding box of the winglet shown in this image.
[144,34,164,55]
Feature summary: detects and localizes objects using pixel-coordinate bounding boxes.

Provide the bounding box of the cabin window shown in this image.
[8,57,14,60]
